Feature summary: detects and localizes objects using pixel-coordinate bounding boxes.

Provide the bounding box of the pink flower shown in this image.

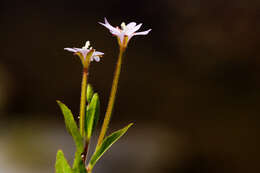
[99,18,151,48]
[64,41,104,62]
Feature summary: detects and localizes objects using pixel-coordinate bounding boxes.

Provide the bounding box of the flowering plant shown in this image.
[55,18,151,173]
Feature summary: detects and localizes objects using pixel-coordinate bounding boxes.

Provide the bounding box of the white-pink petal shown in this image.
[64,48,77,52]
[133,29,152,36]
[126,22,137,30]
[99,18,121,35]
[94,51,104,56]
[125,23,142,35]
[94,56,100,62]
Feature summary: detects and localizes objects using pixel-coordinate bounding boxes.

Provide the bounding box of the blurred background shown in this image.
[0,0,259,172]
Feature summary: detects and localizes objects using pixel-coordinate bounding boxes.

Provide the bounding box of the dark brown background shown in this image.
[0,0,259,173]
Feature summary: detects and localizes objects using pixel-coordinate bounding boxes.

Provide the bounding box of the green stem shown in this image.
[79,67,88,137]
[97,47,125,146]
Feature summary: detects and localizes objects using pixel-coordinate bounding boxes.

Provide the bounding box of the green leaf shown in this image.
[57,101,83,150]
[86,84,94,103]
[88,123,133,170]
[72,147,84,170]
[85,93,100,140]
[57,101,84,170]
[55,150,72,173]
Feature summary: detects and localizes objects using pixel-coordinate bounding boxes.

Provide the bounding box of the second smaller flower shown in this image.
[65,41,104,67]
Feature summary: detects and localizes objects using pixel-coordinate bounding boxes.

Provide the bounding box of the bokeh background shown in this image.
[0,0,259,172]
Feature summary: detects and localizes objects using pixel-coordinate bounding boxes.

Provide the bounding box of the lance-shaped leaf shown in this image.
[85,93,100,140]
[57,101,83,150]
[55,150,72,173]
[88,123,133,170]
[86,84,94,103]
